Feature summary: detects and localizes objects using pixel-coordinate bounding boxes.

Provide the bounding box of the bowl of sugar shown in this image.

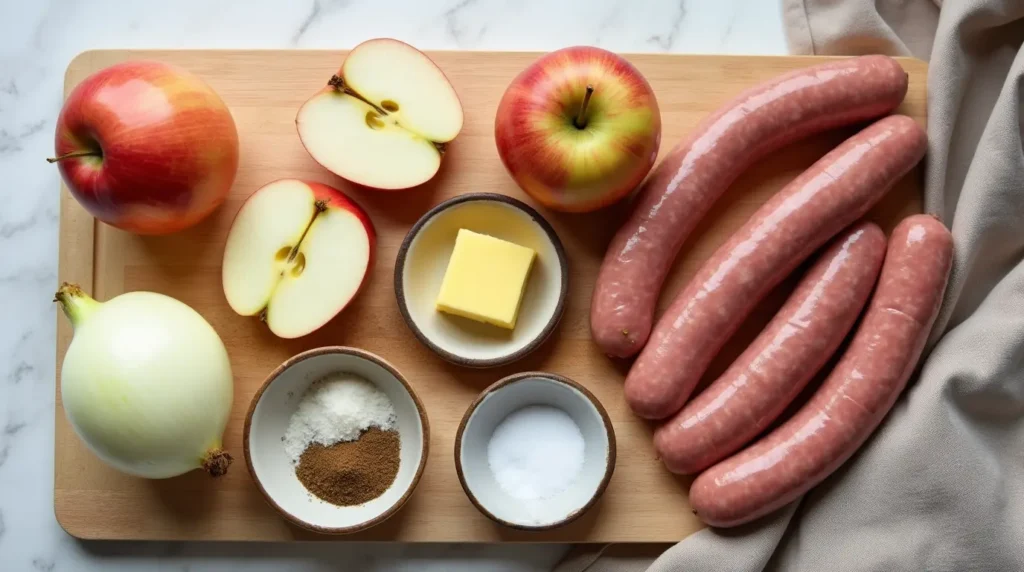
[454,371,616,530]
[244,346,429,534]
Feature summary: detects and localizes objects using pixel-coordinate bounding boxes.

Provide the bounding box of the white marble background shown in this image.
[0,0,786,569]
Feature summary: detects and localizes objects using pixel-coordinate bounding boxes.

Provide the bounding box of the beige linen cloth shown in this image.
[555,1,1024,570]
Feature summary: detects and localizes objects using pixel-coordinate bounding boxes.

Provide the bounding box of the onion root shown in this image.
[201,448,233,477]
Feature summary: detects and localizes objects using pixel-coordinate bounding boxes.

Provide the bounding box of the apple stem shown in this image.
[433,142,447,156]
[328,74,389,116]
[286,200,328,263]
[46,150,100,163]
[574,85,595,129]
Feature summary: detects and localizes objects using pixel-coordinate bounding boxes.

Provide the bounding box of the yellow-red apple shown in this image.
[495,47,661,212]
[50,60,239,234]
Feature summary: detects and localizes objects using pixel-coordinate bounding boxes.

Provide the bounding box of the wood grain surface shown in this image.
[55,50,927,542]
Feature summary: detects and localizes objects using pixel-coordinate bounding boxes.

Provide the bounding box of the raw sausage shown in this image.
[591,55,909,358]
[626,116,925,420]
[653,221,887,475]
[624,114,926,420]
[689,214,953,528]
[592,56,908,359]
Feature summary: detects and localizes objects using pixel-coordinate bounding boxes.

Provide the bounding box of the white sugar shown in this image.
[283,373,396,464]
[487,405,585,504]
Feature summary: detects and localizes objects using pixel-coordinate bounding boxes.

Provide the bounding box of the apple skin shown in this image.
[303,180,377,289]
[304,182,376,335]
[495,46,661,213]
[53,60,239,234]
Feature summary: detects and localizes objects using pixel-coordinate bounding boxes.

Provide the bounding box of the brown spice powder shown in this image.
[296,427,401,506]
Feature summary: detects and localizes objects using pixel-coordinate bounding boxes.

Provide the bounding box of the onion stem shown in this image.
[55,282,101,327]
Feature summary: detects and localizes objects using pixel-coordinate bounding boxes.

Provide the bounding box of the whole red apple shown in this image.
[495,46,661,213]
[50,60,239,234]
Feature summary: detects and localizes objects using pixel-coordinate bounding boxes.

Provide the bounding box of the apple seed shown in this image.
[290,252,307,277]
[365,111,386,130]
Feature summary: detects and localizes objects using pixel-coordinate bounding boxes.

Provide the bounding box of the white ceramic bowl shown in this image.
[455,372,616,530]
[243,347,429,534]
[394,193,569,368]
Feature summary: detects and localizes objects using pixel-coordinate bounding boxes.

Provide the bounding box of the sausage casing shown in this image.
[654,221,887,474]
[689,214,953,528]
[591,56,909,358]
[625,115,926,420]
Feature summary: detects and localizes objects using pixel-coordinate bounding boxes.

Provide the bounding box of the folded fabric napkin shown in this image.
[556,1,1024,570]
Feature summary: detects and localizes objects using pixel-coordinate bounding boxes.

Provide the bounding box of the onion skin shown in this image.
[56,283,234,479]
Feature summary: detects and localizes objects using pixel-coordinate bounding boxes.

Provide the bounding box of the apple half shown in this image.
[296,39,464,190]
[221,179,375,339]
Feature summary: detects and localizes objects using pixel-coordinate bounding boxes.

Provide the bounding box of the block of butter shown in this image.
[436,229,536,330]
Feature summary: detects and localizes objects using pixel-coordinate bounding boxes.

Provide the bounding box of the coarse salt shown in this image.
[283,373,396,464]
[487,405,585,504]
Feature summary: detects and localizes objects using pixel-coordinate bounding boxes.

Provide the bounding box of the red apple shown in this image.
[221,179,375,339]
[50,60,239,234]
[495,46,661,212]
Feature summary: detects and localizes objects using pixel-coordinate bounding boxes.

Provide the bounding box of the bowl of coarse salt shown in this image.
[455,371,616,530]
[244,346,429,534]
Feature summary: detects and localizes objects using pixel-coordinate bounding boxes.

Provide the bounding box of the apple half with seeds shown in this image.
[296,39,464,190]
[221,179,375,338]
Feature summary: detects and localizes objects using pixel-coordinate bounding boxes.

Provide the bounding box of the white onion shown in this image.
[56,283,234,479]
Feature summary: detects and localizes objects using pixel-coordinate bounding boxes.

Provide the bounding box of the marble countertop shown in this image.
[0,0,786,569]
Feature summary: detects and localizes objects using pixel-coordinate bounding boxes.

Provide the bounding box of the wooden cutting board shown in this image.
[55,50,926,542]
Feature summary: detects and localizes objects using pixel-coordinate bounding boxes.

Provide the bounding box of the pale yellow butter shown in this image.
[435,229,536,330]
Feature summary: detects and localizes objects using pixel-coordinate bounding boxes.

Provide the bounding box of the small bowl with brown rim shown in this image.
[454,372,616,530]
[394,193,569,368]
[243,346,429,534]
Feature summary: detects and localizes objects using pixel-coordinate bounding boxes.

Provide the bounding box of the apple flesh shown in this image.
[296,38,464,190]
[495,46,661,213]
[221,179,375,339]
[51,60,239,234]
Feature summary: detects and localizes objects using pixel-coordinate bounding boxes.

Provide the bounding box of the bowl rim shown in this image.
[393,192,569,369]
[453,371,617,531]
[242,345,431,535]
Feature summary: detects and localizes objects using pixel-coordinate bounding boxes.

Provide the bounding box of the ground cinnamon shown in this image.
[296,427,401,506]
